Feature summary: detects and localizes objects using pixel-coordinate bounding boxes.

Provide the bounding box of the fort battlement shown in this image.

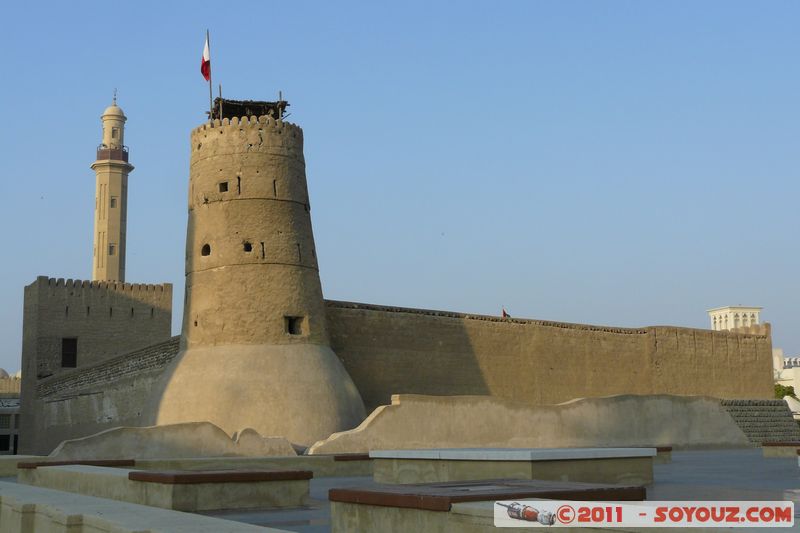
[35,276,171,294]
[325,300,771,339]
[191,115,302,136]
[326,300,649,335]
[190,116,303,160]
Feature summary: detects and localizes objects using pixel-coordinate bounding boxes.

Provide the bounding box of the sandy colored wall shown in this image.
[326,301,774,412]
[22,277,172,379]
[19,277,173,454]
[21,337,180,455]
[23,297,772,455]
[308,393,751,454]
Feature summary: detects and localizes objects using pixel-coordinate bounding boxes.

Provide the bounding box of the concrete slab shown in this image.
[134,454,372,478]
[370,448,655,485]
[0,456,45,477]
[19,464,311,512]
[370,447,656,461]
[0,480,286,532]
[205,449,800,532]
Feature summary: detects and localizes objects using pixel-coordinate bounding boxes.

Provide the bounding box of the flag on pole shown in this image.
[502,308,511,318]
[201,35,211,81]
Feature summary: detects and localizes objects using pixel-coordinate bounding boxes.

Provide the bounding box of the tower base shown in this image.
[151,344,366,446]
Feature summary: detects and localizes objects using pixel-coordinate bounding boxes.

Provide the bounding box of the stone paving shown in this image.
[202,449,800,531]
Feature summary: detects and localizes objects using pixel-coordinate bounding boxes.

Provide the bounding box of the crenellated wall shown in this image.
[19,276,172,454]
[325,301,774,412]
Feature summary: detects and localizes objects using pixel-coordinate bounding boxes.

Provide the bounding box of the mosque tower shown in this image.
[91,96,133,282]
[153,106,366,445]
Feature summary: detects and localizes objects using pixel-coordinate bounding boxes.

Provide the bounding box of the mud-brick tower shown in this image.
[153,111,365,445]
[91,98,133,282]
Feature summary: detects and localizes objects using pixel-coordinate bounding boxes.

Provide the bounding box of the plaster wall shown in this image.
[21,337,179,455]
[326,301,774,411]
[183,117,327,347]
[19,278,172,454]
[308,394,751,454]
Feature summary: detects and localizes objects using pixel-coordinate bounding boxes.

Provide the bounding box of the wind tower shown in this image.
[91,96,134,281]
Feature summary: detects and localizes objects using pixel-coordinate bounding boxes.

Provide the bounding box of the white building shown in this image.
[707,305,762,331]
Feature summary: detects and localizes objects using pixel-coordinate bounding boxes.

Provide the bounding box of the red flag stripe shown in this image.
[201,36,211,81]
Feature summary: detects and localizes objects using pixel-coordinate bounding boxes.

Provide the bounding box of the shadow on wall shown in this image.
[326,303,491,413]
[327,302,774,411]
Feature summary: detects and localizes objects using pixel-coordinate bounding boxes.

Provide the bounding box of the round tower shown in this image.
[153,114,365,445]
[91,98,133,282]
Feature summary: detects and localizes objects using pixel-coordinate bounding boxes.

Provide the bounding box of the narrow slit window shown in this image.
[273,179,277,197]
[237,176,241,194]
[110,197,117,208]
[109,244,116,256]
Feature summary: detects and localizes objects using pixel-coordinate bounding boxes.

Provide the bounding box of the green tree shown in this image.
[775,384,797,399]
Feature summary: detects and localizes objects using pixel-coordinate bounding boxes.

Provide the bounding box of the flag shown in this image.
[201,35,211,81]
[502,308,510,318]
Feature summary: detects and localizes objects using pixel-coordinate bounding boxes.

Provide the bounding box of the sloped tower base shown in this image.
[152,344,366,446]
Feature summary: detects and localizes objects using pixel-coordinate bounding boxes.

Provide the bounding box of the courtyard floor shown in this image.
[200,449,800,531]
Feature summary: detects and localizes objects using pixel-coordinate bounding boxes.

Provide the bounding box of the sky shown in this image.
[0,1,797,373]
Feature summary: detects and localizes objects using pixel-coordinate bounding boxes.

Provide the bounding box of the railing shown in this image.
[96,145,129,162]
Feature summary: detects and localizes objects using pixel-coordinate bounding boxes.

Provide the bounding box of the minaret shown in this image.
[91,96,134,282]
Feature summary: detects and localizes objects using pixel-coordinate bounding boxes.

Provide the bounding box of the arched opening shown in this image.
[201,244,211,256]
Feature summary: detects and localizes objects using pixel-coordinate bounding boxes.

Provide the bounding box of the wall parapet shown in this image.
[190,115,303,139]
[33,276,171,294]
[325,299,648,335]
[37,337,180,398]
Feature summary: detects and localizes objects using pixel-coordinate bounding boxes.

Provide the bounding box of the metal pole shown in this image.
[219,84,223,119]
[207,29,213,120]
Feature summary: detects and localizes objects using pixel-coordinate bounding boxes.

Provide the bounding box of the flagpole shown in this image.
[207,29,213,120]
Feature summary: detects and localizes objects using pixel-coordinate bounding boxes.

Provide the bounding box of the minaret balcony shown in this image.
[96,145,129,162]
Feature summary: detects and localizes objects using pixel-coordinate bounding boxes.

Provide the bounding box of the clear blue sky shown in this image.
[1,1,798,373]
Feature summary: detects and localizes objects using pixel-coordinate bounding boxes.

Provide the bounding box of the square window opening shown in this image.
[219,182,229,193]
[285,316,304,336]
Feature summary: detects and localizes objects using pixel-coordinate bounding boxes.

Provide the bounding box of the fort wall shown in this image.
[326,301,774,412]
[25,337,180,455]
[25,297,772,454]
[19,276,173,454]
[23,277,171,377]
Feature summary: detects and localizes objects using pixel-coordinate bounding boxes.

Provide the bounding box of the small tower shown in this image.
[91,97,133,282]
[153,105,365,445]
